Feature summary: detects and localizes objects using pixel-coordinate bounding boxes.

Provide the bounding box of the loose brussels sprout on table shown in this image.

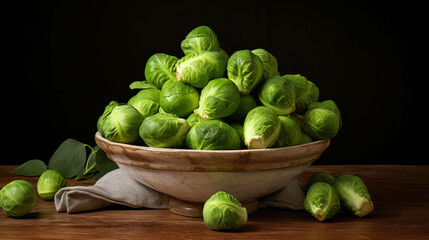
[194,78,241,120]
[37,169,67,201]
[144,53,179,89]
[0,180,37,217]
[243,106,281,149]
[97,101,144,143]
[127,89,161,118]
[160,79,199,118]
[203,191,247,231]
[227,49,264,94]
[186,120,241,150]
[333,173,374,217]
[258,75,297,115]
[139,113,190,148]
[304,182,341,222]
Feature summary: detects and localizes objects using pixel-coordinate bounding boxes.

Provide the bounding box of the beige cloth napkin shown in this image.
[55,169,305,213]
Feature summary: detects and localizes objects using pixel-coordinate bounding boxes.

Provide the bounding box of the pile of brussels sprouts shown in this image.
[97,25,342,150]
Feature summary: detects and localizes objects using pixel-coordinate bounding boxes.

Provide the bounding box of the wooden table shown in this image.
[1,165,428,239]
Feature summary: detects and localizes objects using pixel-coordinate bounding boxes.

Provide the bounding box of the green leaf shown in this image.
[10,159,47,176]
[129,81,158,90]
[95,148,118,175]
[48,139,87,179]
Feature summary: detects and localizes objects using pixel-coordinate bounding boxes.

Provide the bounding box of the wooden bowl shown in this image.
[95,131,330,217]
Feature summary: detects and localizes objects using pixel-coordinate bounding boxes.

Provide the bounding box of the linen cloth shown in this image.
[55,169,305,213]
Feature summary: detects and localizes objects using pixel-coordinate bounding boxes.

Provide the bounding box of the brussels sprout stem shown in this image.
[356,201,374,217]
[249,138,264,149]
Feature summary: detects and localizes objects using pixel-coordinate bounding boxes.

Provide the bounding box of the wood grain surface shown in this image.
[1,165,428,239]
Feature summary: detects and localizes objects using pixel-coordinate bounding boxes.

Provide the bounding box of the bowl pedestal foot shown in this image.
[168,197,259,218]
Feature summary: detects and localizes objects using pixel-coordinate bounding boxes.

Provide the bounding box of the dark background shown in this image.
[3,0,425,165]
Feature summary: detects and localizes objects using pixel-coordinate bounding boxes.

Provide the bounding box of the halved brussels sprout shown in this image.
[97,101,144,143]
[186,120,241,150]
[243,106,281,149]
[251,48,279,80]
[176,51,227,88]
[227,49,264,94]
[139,113,190,148]
[274,115,302,147]
[203,191,247,231]
[144,53,179,89]
[186,113,204,128]
[37,169,67,201]
[181,25,220,55]
[194,78,240,120]
[258,75,296,115]
[283,74,319,114]
[160,79,199,118]
[229,94,258,123]
[0,180,37,217]
[303,100,341,140]
[127,89,161,118]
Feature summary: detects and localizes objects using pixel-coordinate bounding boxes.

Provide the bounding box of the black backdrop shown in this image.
[3,0,425,165]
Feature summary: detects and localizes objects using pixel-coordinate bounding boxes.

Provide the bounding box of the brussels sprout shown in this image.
[298,133,313,145]
[227,49,264,94]
[176,51,227,88]
[290,113,305,130]
[144,53,179,89]
[304,182,341,222]
[139,113,190,148]
[160,79,199,118]
[229,94,258,123]
[243,106,281,149]
[251,48,279,80]
[283,74,319,114]
[186,113,204,128]
[37,169,67,201]
[203,191,247,231]
[127,89,161,118]
[274,115,302,147]
[230,124,245,148]
[97,101,144,143]
[258,75,296,115]
[0,180,37,217]
[304,172,335,192]
[181,25,220,55]
[333,173,374,217]
[186,120,241,150]
[194,78,240,120]
[303,100,341,140]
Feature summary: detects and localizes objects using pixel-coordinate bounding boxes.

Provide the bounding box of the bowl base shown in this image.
[168,197,259,218]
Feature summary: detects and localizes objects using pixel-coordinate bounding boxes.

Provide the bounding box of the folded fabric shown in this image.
[55,169,304,214]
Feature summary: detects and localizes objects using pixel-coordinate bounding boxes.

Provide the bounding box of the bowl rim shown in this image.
[95,131,330,172]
